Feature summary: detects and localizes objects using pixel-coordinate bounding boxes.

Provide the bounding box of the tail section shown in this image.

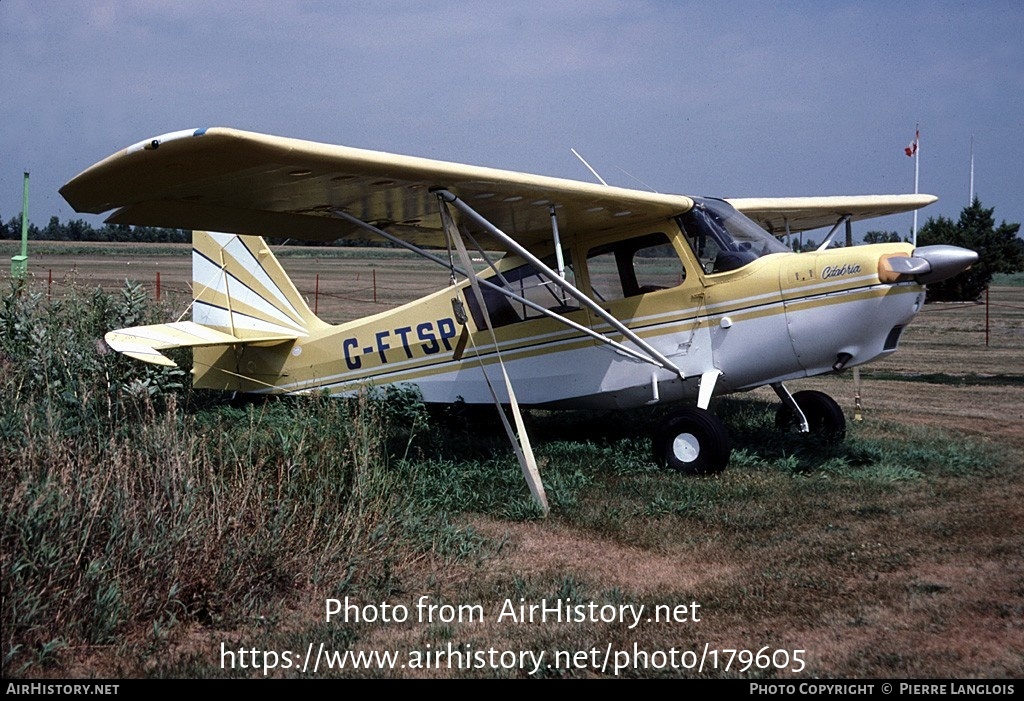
[104,231,326,370]
[191,231,323,338]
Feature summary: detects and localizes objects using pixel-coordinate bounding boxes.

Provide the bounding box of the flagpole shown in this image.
[969,134,975,206]
[912,125,919,247]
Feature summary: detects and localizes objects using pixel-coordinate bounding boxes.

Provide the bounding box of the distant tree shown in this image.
[44,215,63,241]
[5,215,40,241]
[66,218,94,242]
[108,223,132,243]
[4,215,22,240]
[863,230,904,244]
[917,197,1024,301]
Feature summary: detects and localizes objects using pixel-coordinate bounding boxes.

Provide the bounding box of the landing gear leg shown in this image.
[773,384,846,444]
[772,382,809,432]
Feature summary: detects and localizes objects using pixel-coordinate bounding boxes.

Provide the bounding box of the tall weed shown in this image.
[0,284,421,674]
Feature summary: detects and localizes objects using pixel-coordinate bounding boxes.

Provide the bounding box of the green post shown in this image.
[10,172,29,279]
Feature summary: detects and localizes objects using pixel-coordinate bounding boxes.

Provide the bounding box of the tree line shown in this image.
[0,214,190,244]
[0,215,371,247]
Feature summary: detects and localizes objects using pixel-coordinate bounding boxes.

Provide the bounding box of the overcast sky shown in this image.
[2,1,1022,240]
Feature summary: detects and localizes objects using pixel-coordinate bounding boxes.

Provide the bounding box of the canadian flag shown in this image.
[905,129,919,157]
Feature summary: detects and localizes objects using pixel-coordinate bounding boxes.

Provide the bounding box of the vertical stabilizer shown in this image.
[191,231,326,339]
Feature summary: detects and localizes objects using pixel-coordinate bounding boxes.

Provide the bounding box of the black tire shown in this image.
[654,407,731,475]
[775,389,846,444]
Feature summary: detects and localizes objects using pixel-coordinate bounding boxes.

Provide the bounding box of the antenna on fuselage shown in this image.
[570,148,609,186]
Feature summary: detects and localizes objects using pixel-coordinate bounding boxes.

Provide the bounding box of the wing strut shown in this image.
[549,206,567,280]
[433,189,686,380]
[815,215,852,252]
[439,199,548,514]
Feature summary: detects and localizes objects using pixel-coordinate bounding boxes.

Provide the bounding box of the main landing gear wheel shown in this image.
[654,407,731,475]
[775,389,846,444]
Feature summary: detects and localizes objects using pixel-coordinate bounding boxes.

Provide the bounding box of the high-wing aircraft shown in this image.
[60,128,977,513]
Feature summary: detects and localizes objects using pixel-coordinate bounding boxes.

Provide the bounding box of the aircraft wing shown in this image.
[104,320,297,367]
[61,127,693,249]
[726,194,938,235]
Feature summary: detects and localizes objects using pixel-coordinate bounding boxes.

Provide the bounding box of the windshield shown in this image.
[676,198,790,274]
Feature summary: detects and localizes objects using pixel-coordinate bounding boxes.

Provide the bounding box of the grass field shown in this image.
[2,241,1021,679]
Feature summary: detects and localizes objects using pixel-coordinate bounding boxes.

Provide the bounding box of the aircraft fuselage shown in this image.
[193,236,924,412]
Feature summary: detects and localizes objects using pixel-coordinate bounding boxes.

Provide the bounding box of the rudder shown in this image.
[192,231,326,338]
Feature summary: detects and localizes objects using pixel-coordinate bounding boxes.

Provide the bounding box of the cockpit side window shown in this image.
[464,252,579,330]
[586,232,685,302]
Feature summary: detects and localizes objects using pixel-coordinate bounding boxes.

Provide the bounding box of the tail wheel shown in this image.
[654,407,731,475]
[775,389,846,444]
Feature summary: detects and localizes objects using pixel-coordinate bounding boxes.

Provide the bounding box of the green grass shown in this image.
[0,241,189,257]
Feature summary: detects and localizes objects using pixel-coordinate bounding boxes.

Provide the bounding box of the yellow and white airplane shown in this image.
[60,127,976,512]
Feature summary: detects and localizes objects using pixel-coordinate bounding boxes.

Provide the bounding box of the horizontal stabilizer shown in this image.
[104,321,298,367]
